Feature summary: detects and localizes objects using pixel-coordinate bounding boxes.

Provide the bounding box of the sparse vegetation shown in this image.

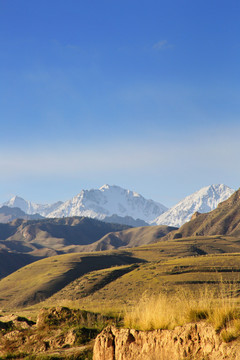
[0,307,115,359]
[1,227,240,357]
[124,281,240,341]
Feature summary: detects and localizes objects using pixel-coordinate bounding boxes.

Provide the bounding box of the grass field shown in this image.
[0,235,240,319]
[123,278,240,342]
[0,234,240,359]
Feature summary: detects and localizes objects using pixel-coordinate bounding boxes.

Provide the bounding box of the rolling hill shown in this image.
[0,251,145,308]
[0,217,130,258]
[0,216,177,260]
[0,250,41,278]
[1,234,240,310]
[1,188,240,313]
[76,225,178,252]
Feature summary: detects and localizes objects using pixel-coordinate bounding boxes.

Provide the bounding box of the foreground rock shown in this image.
[0,307,112,359]
[93,323,240,360]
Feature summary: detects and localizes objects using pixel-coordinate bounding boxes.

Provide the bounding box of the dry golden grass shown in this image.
[124,280,240,340]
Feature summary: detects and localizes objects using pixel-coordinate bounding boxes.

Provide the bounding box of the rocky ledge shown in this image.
[93,323,240,360]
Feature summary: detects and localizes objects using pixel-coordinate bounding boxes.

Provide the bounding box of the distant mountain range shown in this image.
[46,184,167,222]
[0,206,44,223]
[152,184,235,227]
[0,185,239,280]
[4,196,63,217]
[0,217,131,260]
[2,184,235,227]
[0,216,175,278]
[165,187,240,239]
[3,185,167,223]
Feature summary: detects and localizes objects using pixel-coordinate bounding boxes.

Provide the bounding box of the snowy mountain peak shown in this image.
[5,196,31,214]
[2,183,234,227]
[8,195,25,204]
[99,184,110,191]
[47,184,168,222]
[152,184,235,228]
[3,196,63,217]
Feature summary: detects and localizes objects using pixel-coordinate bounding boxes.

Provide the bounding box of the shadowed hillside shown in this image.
[0,217,178,278]
[0,216,130,257]
[0,206,43,223]
[71,225,178,252]
[0,250,42,278]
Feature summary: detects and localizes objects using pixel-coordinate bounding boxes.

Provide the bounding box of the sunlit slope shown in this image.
[42,235,240,311]
[0,251,144,309]
[1,234,240,310]
[46,252,240,311]
[129,235,240,261]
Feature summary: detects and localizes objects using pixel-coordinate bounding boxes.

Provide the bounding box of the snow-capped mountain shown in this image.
[3,196,63,217]
[152,184,235,228]
[3,184,234,227]
[47,184,168,222]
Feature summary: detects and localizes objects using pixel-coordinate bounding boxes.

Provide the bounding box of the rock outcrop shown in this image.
[93,323,240,360]
[0,307,109,358]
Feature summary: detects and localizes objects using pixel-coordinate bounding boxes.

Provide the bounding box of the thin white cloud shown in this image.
[0,127,240,206]
[0,143,159,178]
[1,126,240,182]
[153,40,173,50]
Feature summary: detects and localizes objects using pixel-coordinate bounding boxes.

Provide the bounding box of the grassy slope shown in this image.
[42,235,240,311]
[0,251,144,309]
[1,235,240,313]
[70,252,240,311]
[0,251,41,278]
[0,220,178,278]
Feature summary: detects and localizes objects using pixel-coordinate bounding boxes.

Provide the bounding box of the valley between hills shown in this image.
[0,187,240,359]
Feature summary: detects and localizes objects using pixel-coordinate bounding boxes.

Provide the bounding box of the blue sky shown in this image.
[0,0,240,206]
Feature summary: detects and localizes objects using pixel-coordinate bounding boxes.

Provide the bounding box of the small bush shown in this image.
[74,326,98,345]
[221,329,237,342]
[187,309,208,322]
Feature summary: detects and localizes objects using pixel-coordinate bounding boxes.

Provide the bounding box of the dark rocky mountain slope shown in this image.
[0,217,130,257]
[0,206,43,223]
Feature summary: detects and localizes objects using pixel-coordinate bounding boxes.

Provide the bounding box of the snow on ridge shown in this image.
[3,196,63,217]
[2,184,235,227]
[47,184,168,222]
[152,184,235,228]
